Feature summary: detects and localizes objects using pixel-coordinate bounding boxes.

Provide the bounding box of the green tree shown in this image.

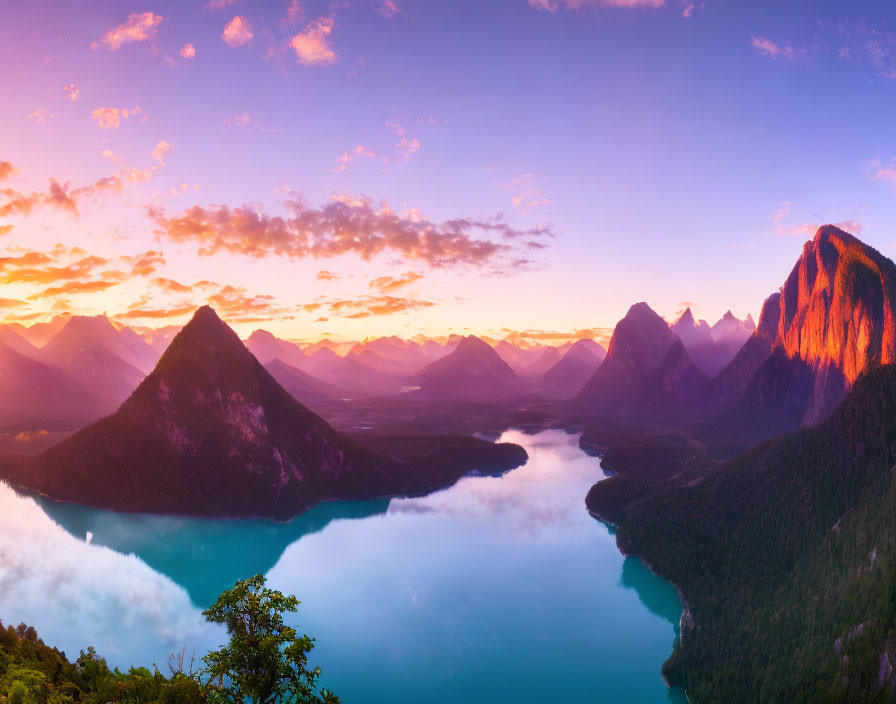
[200,575,338,704]
[3,667,46,704]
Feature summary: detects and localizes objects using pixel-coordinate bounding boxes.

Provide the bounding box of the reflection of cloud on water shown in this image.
[386,429,608,540]
[0,481,214,666]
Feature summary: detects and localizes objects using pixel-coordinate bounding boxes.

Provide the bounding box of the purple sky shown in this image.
[1,0,895,341]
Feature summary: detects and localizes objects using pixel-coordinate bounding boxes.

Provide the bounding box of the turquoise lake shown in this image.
[0,429,685,703]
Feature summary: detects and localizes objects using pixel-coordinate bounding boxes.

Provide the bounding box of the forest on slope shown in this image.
[589,363,896,702]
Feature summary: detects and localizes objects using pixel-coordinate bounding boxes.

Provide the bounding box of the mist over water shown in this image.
[0,429,684,703]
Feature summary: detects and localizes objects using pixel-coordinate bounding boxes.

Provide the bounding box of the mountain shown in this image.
[354,336,431,373]
[0,307,527,519]
[0,325,39,358]
[710,309,755,360]
[115,323,163,373]
[263,358,336,409]
[519,345,566,378]
[540,339,606,399]
[37,316,146,414]
[670,308,725,378]
[42,315,155,372]
[344,345,411,378]
[245,329,307,369]
[575,302,709,420]
[709,225,896,450]
[493,340,544,372]
[0,341,100,427]
[302,346,345,378]
[587,361,896,702]
[9,314,70,348]
[419,335,522,400]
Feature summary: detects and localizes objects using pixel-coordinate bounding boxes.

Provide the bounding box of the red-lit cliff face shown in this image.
[774,225,896,386]
[711,225,896,445]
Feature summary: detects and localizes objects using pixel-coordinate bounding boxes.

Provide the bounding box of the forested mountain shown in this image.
[587,362,896,702]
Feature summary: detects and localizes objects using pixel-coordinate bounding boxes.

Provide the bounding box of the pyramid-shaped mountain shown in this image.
[1,307,527,518]
[575,302,709,419]
[540,339,606,399]
[419,335,522,400]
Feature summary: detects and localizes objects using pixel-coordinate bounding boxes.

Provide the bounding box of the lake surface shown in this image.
[0,429,685,703]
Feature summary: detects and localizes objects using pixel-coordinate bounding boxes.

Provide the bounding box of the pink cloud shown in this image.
[152,141,174,165]
[387,119,420,165]
[333,145,378,172]
[205,0,237,9]
[96,12,163,51]
[289,17,337,66]
[222,16,253,48]
[91,106,142,130]
[179,43,196,59]
[776,220,864,237]
[148,192,555,270]
[530,0,665,10]
[870,157,896,188]
[281,0,304,26]
[503,173,554,212]
[27,110,54,124]
[62,83,79,102]
[751,36,796,60]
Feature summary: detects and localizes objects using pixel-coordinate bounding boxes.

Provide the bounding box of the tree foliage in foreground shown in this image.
[0,576,338,704]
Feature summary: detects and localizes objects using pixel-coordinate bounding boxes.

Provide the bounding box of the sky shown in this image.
[1,0,896,342]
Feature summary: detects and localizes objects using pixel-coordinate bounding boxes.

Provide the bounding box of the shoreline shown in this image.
[587,499,693,703]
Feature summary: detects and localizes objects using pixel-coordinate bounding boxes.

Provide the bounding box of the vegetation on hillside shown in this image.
[0,576,337,704]
[588,363,896,702]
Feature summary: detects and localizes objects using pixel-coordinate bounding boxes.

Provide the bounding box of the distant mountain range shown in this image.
[0,307,527,518]
[419,335,523,401]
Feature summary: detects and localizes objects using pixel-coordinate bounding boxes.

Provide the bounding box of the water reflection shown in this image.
[39,497,390,608]
[0,429,685,703]
[620,557,681,629]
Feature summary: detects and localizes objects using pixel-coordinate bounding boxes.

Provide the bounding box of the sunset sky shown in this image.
[2,0,896,341]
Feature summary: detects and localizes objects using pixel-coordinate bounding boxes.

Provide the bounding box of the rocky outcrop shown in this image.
[709,226,896,448]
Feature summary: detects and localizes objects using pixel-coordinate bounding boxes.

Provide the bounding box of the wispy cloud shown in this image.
[503,173,554,212]
[770,201,791,225]
[529,0,665,12]
[94,12,163,51]
[1,172,122,218]
[27,109,54,124]
[62,83,79,102]
[386,119,420,165]
[369,271,423,293]
[324,294,436,318]
[148,192,555,271]
[179,43,196,59]
[869,157,896,188]
[333,145,378,172]
[775,220,863,237]
[751,36,799,61]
